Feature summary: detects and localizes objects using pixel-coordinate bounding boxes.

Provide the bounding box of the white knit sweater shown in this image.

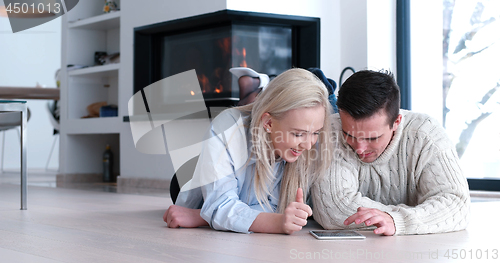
[311,110,471,235]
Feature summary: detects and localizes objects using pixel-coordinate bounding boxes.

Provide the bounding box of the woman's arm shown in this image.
[249,188,312,234]
[172,109,309,234]
[164,205,208,228]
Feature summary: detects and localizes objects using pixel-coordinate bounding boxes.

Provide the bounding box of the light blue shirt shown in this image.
[175,108,285,233]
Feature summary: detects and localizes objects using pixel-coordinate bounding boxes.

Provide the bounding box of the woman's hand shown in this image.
[282,188,313,234]
[163,205,209,228]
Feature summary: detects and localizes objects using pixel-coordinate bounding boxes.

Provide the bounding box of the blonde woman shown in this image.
[163,68,333,234]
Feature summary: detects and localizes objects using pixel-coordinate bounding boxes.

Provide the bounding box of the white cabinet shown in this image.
[60,1,121,176]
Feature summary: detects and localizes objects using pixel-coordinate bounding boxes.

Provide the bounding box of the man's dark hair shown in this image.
[337,70,400,128]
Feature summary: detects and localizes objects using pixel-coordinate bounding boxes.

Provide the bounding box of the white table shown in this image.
[0,86,59,210]
[0,100,27,210]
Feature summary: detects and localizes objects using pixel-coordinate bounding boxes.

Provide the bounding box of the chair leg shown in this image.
[45,135,59,172]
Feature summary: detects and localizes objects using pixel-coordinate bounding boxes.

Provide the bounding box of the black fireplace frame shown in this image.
[133,9,320,97]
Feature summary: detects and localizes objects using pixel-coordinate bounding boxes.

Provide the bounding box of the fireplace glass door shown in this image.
[161,24,292,102]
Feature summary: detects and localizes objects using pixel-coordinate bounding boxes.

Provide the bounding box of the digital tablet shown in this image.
[309,230,366,240]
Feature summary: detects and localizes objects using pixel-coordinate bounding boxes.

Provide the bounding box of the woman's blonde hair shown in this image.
[238,68,333,213]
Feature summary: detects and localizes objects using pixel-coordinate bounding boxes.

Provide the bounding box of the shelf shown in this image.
[61,1,123,176]
[64,117,122,134]
[69,64,120,78]
[68,11,120,30]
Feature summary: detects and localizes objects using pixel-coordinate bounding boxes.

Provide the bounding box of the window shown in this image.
[443,0,500,190]
[401,0,500,190]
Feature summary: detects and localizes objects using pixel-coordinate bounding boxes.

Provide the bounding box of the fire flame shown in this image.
[240,47,247,67]
[215,84,222,93]
[197,74,210,93]
[218,38,231,56]
[196,40,251,94]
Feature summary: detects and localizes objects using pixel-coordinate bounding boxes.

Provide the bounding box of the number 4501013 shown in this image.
[443,249,498,260]
[5,2,62,15]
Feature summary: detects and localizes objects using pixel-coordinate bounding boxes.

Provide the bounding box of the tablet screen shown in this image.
[310,230,366,239]
[314,231,362,237]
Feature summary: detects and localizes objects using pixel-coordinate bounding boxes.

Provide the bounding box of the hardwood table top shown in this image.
[0,86,59,100]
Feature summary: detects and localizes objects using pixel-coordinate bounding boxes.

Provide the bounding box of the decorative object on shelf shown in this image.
[103,0,119,13]
[95,52,120,65]
[82,101,107,118]
[103,144,114,182]
[94,52,107,66]
[67,64,89,71]
[100,105,118,117]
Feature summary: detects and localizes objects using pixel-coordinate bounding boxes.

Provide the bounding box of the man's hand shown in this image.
[344,207,396,236]
[163,205,209,228]
[282,188,313,235]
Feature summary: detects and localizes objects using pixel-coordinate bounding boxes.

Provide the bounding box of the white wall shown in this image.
[339,0,367,73]
[118,0,227,180]
[0,15,61,170]
[410,0,443,123]
[339,0,397,78]
[367,0,397,72]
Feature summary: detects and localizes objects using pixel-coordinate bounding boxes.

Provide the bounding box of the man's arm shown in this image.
[311,156,396,232]
[312,147,470,235]
[383,147,470,235]
[344,207,396,235]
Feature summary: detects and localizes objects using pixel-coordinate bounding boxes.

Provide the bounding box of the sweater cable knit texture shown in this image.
[312,110,470,235]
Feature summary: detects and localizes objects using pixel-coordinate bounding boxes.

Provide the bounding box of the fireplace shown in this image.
[134,10,320,107]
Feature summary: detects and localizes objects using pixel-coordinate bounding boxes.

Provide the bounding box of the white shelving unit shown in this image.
[64,117,122,135]
[68,11,121,30]
[60,1,121,176]
[68,63,120,77]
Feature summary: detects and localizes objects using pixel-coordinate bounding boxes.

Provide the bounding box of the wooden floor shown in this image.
[1,183,175,263]
[2,178,500,262]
